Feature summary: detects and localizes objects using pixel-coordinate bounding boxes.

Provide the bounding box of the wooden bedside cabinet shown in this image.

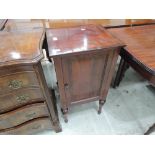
[46,25,124,122]
[0,28,61,134]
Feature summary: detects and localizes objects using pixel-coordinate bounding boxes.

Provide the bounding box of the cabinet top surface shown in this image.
[46,25,124,57]
[0,28,44,67]
[108,25,155,71]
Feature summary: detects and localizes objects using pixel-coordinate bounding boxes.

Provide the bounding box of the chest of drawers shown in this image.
[46,25,124,122]
[0,28,61,134]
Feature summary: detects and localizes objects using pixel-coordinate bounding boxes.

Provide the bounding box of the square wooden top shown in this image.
[46,25,124,57]
[108,25,155,72]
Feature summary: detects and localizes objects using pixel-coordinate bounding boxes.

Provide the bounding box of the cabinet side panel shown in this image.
[53,57,68,109]
[99,47,120,100]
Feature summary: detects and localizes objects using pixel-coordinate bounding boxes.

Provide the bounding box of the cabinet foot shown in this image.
[98,100,106,114]
[53,121,62,133]
[61,108,68,123]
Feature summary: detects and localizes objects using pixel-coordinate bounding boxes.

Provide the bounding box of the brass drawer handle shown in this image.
[8,80,23,89]
[25,112,36,118]
[16,95,30,103]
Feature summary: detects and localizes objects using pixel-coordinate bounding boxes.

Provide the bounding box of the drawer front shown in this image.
[0,88,44,113]
[0,71,40,95]
[0,117,52,135]
[0,103,49,130]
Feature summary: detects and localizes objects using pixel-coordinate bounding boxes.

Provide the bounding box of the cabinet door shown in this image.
[61,50,115,105]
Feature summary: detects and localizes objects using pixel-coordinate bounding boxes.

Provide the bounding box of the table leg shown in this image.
[61,108,68,123]
[144,123,155,135]
[98,100,106,114]
[113,57,129,88]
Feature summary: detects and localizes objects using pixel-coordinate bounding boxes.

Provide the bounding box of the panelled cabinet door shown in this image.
[46,25,124,122]
[61,50,114,105]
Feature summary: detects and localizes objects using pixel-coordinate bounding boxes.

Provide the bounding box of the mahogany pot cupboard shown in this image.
[0,28,61,134]
[45,25,124,122]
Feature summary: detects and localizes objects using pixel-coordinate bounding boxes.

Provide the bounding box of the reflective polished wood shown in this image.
[108,25,155,87]
[5,19,155,30]
[5,20,46,31]
[48,19,155,28]
[46,25,123,57]
[0,28,44,67]
[46,25,124,122]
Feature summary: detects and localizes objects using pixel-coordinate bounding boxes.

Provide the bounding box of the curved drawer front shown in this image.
[0,117,52,135]
[0,71,39,95]
[0,103,49,130]
[0,88,44,113]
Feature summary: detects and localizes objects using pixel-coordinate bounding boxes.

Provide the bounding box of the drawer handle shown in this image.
[16,95,30,103]
[32,125,41,130]
[8,80,23,89]
[25,112,36,118]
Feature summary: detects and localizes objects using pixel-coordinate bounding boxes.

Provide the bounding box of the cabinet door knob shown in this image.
[64,83,69,89]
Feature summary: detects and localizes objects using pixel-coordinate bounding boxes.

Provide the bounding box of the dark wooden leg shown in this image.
[61,108,68,123]
[144,123,155,135]
[113,57,129,88]
[49,89,62,132]
[98,100,106,114]
[52,121,62,133]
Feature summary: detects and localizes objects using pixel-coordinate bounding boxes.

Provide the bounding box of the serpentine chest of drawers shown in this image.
[0,28,61,134]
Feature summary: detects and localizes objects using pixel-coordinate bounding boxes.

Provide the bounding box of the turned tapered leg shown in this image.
[61,108,68,123]
[98,100,106,114]
[113,57,129,88]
